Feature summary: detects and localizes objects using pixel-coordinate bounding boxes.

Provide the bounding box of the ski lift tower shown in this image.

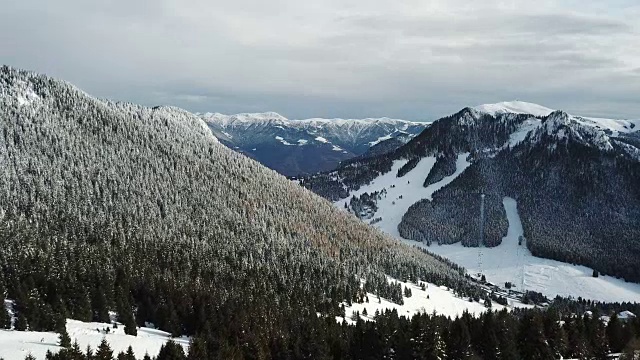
[478,193,485,275]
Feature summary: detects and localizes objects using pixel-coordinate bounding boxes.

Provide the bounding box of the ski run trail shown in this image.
[336,155,640,303]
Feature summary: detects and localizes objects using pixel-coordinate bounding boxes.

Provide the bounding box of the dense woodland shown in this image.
[13,303,640,359]
[0,66,474,358]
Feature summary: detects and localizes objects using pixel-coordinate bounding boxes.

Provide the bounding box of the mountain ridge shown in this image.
[301,101,640,285]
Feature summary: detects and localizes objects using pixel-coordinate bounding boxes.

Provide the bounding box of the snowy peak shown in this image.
[474,101,555,117]
[200,111,289,126]
[0,66,218,143]
[201,112,424,128]
[527,110,614,152]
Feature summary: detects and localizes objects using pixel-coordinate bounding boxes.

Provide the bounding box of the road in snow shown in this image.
[337,154,640,303]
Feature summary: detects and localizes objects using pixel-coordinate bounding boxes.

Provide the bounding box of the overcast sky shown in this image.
[1,0,639,120]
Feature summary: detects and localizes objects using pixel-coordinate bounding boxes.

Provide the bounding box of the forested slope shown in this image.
[0,66,469,357]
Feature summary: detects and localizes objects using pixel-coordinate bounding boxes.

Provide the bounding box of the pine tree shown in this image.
[156,340,187,360]
[607,313,625,353]
[447,317,472,360]
[124,346,136,360]
[122,310,137,337]
[543,310,567,358]
[479,311,500,360]
[1,303,11,329]
[15,312,28,331]
[187,337,208,360]
[59,326,72,348]
[86,345,95,360]
[96,338,114,360]
[518,313,554,360]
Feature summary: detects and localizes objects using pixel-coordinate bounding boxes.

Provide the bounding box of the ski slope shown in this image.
[407,197,640,303]
[337,154,640,303]
[336,153,471,238]
[0,319,189,360]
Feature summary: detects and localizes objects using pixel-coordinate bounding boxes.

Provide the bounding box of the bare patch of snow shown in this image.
[275,136,294,146]
[368,134,393,146]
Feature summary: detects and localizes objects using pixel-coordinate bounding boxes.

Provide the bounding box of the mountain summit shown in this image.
[302,102,640,285]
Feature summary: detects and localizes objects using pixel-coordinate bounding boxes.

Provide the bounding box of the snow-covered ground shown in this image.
[475,101,640,137]
[337,154,640,303]
[417,197,640,303]
[336,154,470,238]
[336,276,531,325]
[0,319,189,360]
[474,101,554,117]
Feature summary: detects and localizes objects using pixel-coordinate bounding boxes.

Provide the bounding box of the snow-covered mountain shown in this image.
[0,66,480,358]
[201,112,428,176]
[301,101,640,301]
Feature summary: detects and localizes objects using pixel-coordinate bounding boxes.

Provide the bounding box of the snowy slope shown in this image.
[0,319,189,360]
[335,154,640,302]
[476,101,640,136]
[475,101,554,117]
[336,276,532,325]
[405,198,640,303]
[336,154,471,238]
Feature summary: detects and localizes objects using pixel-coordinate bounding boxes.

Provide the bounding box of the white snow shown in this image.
[221,131,233,139]
[336,153,471,239]
[0,319,189,360]
[315,136,329,143]
[201,112,425,128]
[297,139,308,146]
[619,310,637,320]
[275,136,294,146]
[475,101,554,117]
[336,277,524,325]
[332,145,344,152]
[475,101,640,137]
[336,154,640,303]
[573,116,640,137]
[506,118,542,148]
[413,197,640,303]
[368,134,393,146]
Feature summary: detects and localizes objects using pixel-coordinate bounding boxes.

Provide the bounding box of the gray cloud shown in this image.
[1,0,639,120]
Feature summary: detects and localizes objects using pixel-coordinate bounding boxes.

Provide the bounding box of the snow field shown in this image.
[335,276,534,325]
[0,318,189,360]
[409,197,640,303]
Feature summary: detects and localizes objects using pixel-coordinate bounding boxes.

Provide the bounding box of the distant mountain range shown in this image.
[301,101,640,283]
[201,112,428,176]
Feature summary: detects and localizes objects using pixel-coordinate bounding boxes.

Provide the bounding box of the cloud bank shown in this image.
[1,0,639,120]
